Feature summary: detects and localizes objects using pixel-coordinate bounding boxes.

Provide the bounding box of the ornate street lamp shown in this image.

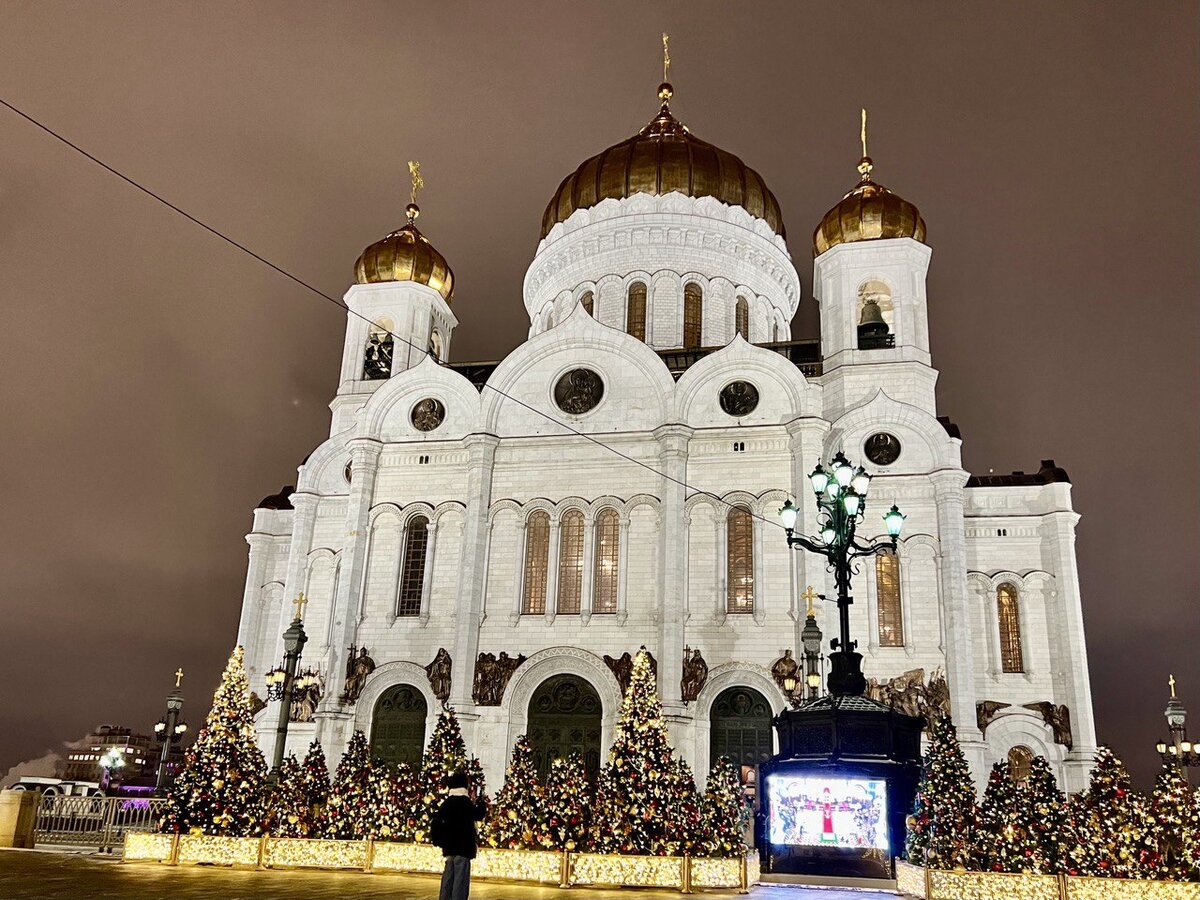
[1157,675,1199,781]
[777,452,904,696]
[99,747,125,792]
[153,668,188,794]
[269,593,310,777]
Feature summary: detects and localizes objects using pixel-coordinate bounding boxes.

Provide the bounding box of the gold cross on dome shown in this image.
[662,33,670,82]
[408,160,423,207]
[292,592,308,621]
[801,585,819,616]
[174,668,184,688]
[861,107,868,158]
[1170,674,1177,698]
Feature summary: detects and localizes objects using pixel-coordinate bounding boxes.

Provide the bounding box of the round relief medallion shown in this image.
[719,380,760,417]
[553,368,604,415]
[864,432,902,466]
[410,397,446,432]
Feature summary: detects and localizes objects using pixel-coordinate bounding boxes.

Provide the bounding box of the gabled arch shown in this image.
[296,428,355,494]
[825,389,958,474]
[357,353,482,442]
[675,334,811,426]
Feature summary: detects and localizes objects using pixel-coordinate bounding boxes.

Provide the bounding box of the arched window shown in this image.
[556,509,585,615]
[364,330,394,380]
[683,283,703,348]
[726,506,754,614]
[626,282,647,342]
[521,511,551,614]
[593,507,620,614]
[428,330,443,362]
[580,290,594,317]
[773,320,781,342]
[876,548,904,647]
[857,279,895,349]
[997,582,1024,673]
[397,515,429,617]
[1007,745,1034,783]
[735,296,750,340]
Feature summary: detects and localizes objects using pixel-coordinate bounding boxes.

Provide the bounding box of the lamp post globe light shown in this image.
[267,593,310,778]
[777,451,904,696]
[99,747,125,793]
[153,668,188,794]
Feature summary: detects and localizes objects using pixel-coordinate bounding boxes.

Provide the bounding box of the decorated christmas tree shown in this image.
[384,761,422,843]
[414,706,486,843]
[1147,764,1200,881]
[904,715,976,869]
[323,730,392,839]
[265,754,311,837]
[697,756,749,858]
[161,646,268,836]
[1063,746,1151,878]
[544,753,591,852]
[301,739,331,813]
[975,762,1036,872]
[1020,756,1068,874]
[484,735,550,849]
[590,647,703,856]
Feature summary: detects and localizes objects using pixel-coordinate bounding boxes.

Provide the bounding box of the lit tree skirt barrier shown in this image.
[895,859,1200,900]
[124,833,754,892]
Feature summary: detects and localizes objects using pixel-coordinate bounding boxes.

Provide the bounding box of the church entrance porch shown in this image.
[369,683,427,767]
[526,674,602,778]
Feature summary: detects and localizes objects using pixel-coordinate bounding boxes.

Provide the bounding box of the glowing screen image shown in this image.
[766,775,888,850]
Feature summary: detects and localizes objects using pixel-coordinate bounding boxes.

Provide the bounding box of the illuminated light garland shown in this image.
[746,854,760,886]
[263,837,369,870]
[176,834,262,867]
[895,859,928,898]
[901,863,1200,900]
[473,848,562,883]
[928,869,1061,900]
[370,841,444,874]
[123,832,176,862]
[569,852,685,889]
[688,856,745,888]
[1065,875,1200,900]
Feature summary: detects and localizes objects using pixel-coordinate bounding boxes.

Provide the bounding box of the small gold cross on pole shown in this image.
[662,33,670,83]
[174,668,184,688]
[292,592,308,621]
[861,107,868,159]
[1169,673,1177,698]
[801,585,819,616]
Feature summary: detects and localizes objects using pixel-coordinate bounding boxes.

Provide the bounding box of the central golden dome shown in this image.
[540,85,786,239]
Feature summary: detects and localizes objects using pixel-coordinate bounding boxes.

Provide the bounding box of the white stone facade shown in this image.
[236,190,1098,793]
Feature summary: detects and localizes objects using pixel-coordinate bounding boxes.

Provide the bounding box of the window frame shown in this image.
[521,511,552,615]
[626,282,647,342]
[683,282,703,349]
[556,509,585,615]
[997,582,1024,673]
[875,547,904,647]
[396,515,429,617]
[592,507,620,614]
[725,505,755,614]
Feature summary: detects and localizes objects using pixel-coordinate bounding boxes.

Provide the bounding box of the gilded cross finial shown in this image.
[406,160,423,222]
[292,592,308,621]
[801,585,820,617]
[174,668,184,688]
[1170,674,1177,698]
[857,107,874,181]
[662,33,670,82]
[861,107,868,159]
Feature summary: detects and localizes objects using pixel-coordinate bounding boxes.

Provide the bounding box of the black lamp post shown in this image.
[266,594,309,777]
[153,668,188,794]
[777,452,904,697]
[800,592,825,702]
[1156,675,1198,781]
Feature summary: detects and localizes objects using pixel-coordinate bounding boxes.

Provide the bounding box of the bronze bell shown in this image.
[858,297,889,337]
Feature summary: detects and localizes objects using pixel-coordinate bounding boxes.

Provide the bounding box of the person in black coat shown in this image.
[431,771,486,900]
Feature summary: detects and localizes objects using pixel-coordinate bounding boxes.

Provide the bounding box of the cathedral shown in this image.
[236,70,1098,795]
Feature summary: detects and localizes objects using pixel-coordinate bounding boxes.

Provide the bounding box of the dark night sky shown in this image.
[0,2,1196,786]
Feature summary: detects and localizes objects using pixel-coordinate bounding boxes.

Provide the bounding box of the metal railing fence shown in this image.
[34,794,167,852]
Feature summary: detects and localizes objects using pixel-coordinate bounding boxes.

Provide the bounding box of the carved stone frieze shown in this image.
[473,651,526,706]
[865,667,950,726]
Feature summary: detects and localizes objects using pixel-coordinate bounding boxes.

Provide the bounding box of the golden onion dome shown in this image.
[540,83,786,239]
[813,155,926,257]
[354,205,454,302]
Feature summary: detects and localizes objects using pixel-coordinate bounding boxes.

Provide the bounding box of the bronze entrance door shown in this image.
[527,674,602,778]
[710,686,773,769]
[370,684,427,767]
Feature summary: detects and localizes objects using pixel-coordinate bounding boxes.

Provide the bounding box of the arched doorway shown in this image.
[370,684,427,767]
[710,686,773,771]
[527,674,602,778]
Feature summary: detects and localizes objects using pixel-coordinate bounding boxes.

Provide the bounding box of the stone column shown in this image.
[580,510,596,625]
[450,434,501,710]
[931,470,986,774]
[616,515,630,624]
[654,424,693,713]
[418,520,438,626]
[544,519,561,624]
[236,532,273,671]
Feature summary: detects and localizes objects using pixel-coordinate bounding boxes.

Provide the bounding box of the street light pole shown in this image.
[153,667,188,794]
[777,452,904,697]
[1157,675,1198,782]
[268,594,309,777]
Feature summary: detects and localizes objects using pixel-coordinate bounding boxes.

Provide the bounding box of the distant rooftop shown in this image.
[967,459,1070,488]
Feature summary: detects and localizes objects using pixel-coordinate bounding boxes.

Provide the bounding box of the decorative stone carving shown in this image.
[1023,701,1074,750]
[290,677,322,723]
[410,398,446,432]
[770,650,799,693]
[603,650,657,693]
[425,647,452,702]
[473,651,527,706]
[681,647,708,703]
[340,646,376,704]
[718,380,759,417]
[865,667,951,724]
[864,432,902,466]
[553,368,604,414]
[976,700,1011,736]
[248,691,266,718]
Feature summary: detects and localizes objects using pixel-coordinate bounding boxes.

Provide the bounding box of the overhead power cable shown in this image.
[0,94,792,530]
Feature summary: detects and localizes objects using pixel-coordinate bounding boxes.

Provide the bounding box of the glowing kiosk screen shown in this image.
[765,774,888,851]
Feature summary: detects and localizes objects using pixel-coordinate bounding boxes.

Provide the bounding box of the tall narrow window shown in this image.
[997,582,1024,673]
[397,516,429,617]
[521,511,551,614]
[626,282,647,342]
[683,283,703,348]
[735,296,750,340]
[557,509,585,614]
[876,548,904,647]
[773,320,781,342]
[428,330,443,362]
[364,331,394,380]
[726,506,754,614]
[593,507,620,614]
[580,291,594,317]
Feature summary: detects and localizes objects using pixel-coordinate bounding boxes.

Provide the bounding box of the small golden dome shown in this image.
[813,156,926,257]
[541,88,785,239]
[354,209,455,302]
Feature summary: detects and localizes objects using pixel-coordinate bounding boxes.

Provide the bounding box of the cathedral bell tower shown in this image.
[331,162,458,434]
[812,112,934,415]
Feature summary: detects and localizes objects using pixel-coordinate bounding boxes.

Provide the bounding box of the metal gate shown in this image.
[34,794,167,852]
